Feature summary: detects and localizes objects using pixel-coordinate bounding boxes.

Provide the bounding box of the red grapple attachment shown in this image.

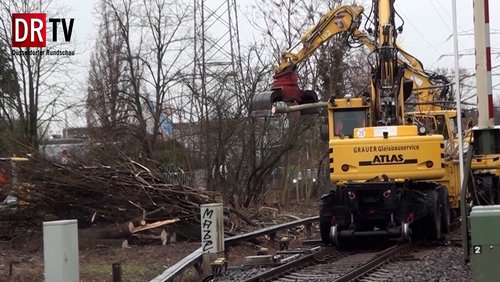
[251,70,318,117]
[271,71,303,102]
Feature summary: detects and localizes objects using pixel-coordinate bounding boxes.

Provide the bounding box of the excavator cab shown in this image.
[333,109,366,137]
[328,97,371,138]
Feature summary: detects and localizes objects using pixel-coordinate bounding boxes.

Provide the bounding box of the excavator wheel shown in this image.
[329,225,339,246]
[438,186,451,233]
[319,192,335,244]
[320,220,332,244]
[424,189,442,240]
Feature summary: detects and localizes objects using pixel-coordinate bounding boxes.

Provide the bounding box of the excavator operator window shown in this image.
[410,115,450,140]
[449,117,458,137]
[412,116,436,133]
[333,110,366,137]
[435,115,449,140]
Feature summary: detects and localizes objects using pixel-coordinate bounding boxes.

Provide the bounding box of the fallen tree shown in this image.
[0,147,271,243]
[21,158,213,226]
[0,146,216,241]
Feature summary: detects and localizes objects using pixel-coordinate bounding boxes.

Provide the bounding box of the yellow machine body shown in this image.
[329,126,444,182]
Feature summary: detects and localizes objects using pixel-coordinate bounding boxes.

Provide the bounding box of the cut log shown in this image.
[131,218,179,233]
[98,222,135,238]
[79,222,134,240]
[128,229,169,245]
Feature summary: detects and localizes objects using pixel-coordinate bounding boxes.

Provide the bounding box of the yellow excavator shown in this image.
[251,0,488,244]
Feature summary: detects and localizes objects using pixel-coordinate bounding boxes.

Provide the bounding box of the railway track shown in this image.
[231,221,463,282]
[153,216,463,282]
[227,243,413,282]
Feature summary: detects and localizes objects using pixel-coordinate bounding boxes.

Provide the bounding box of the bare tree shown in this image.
[139,0,192,157]
[86,0,366,207]
[97,0,192,158]
[86,1,130,139]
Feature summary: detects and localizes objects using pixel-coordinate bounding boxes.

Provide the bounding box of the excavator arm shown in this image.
[252,2,450,118]
[251,5,364,114]
[397,48,451,112]
[350,28,450,113]
[274,5,364,74]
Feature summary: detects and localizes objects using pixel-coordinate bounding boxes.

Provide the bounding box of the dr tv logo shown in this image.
[11,13,74,48]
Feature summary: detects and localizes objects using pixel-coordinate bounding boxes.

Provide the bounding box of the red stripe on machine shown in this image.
[486,47,492,71]
[488,94,494,118]
[484,0,490,23]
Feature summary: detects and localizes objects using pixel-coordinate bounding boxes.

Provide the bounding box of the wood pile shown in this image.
[5,154,218,243]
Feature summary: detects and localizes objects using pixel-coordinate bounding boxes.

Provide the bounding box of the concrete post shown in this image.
[200,203,224,277]
[43,219,79,282]
[473,0,494,128]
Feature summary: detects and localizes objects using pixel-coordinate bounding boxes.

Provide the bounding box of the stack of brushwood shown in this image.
[4,151,218,243]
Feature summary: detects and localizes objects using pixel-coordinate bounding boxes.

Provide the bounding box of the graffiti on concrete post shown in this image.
[200,203,224,254]
[201,208,214,252]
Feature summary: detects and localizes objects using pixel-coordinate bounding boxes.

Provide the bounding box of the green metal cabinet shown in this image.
[470,205,500,282]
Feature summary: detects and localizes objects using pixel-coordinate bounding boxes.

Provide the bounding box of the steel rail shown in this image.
[333,243,413,282]
[150,248,203,282]
[225,216,318,245]
[241,246,329,282]
[150,215,319,282]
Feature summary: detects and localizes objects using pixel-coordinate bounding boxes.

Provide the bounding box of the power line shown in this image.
[394,3,443,57]
[429,0,452,32]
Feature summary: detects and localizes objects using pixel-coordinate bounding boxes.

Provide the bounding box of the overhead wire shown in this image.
[428,0,452,32]
[364,1,483,72]
[393,3,442,52]
[430,0,468,53]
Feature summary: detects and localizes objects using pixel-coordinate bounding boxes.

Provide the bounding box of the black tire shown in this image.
[438,186,451,233]
[320,221,332,244]
[425,189,442,240]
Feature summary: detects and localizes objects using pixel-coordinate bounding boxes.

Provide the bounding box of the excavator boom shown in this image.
[251,3,450,117]
[251,5,365,112]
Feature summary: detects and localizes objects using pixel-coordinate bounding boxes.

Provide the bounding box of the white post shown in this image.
[43,219,79,282]
[200,203,224,276]
[451,0,465,190]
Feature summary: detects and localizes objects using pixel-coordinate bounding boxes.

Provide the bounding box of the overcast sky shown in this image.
[62,0,499,126]
[394,0,499,71]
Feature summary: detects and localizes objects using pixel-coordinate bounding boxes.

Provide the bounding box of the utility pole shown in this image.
[473,0,495,128]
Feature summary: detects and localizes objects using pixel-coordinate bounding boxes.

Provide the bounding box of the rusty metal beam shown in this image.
[150,215,319,282]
